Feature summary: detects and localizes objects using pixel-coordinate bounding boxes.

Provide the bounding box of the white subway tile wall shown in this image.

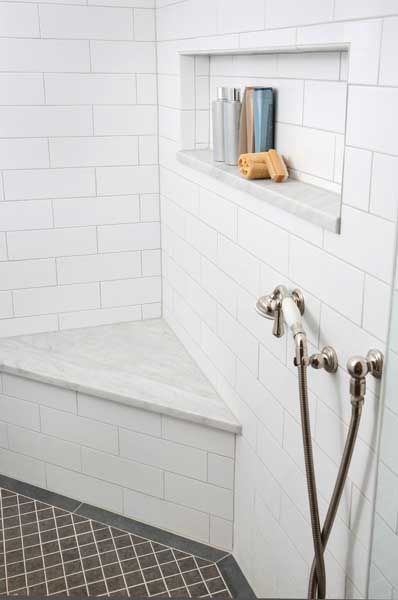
[0,373,235,550]
[156,2,398,598]
[0,2,160,335]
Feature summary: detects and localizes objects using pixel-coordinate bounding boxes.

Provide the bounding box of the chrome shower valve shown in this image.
[256,286,305,338]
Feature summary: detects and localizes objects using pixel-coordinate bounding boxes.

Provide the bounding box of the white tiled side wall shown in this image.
[157,2,398,598]
[0,372,235,551]
[370,243,398,600]
[0,1,161,337]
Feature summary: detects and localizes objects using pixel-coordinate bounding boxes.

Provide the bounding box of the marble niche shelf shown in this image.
[177,149,341,234]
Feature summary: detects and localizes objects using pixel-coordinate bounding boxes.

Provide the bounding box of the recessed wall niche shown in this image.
[177,49,349,233]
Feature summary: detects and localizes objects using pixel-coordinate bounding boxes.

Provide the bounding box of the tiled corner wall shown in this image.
[157,1,398,598]
[0,0,161,338]
[369,240,398,599]
[0,372,236,551]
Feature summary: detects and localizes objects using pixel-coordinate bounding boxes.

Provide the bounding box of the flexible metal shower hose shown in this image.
[308,400,363,599]
[297,364,327,599]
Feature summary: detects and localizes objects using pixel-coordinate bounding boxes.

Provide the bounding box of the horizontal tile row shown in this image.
[0,373,236,547]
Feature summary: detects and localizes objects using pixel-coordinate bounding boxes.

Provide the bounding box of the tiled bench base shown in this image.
[0,374,236,552]
[0,474,255,598]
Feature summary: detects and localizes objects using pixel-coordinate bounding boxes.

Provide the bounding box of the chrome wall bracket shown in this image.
[309,346,338,373]
[347,349,384,405]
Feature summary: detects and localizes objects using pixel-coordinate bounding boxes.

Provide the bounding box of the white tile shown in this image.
[0,315,58,338]
[363,275,391,341]
[101,276,161,307]
[199,188,237,240]
[124,487,210,543]
[3,374,77,413]
[39,4,133,40]
[0,292,12,319]
[0,422,8,449]
[46,464,123,513]
[324,205,396,283]
[276,122,336,182]
[82,447,162,497]
[163,416,234,457]
[210,516,233,550]
[201,322,236,387]
[45,73,137,105]
[164,471,233,520]
[379,17,398,86]
[0,38,90,72]
[239,27,296,49]
[201,257,238,316]
[91,41,156,73]
[60,305,142,330]
[96,165,159,195]
[0,448,45,487]
[278,51,340,80]
[4,168,95,201]
[376,462,398,531]
[14,283,100,317]
[137,74,157,104]
[8,424,81,472]
[94,106,157,136]
[57,252,141,284]
[140,194,160,221]
[303,81,347,134]
[372,514,398,589]
[98,222,160,252]
[334,0,398,19]
[41,406,118,454]
[368,564,394,600]
[370,153,398,222]
[78,393,161,436]
[0,139,49,170]
[208,453,234,489]
[266,0,333,27]
[139,136,158,165]
[217,236,260,296]
[50,137,138,168]
[185,214,218,262]
[0,234,6,261]
[120,428,207,480]
[0,393,40,430]
[350,484,375,550]
[0,106,92,138]
[90,0,154,6]
[134,8,155,40]
[238,208,289,274]
[342,146,372,211]
[0,2,39,37]
[142,249,161,276]
[0,259,56,291]
[217,306,259,375]
[217,0,265,33]
[7,227,97,260]
[347,85,398,155]
[289,236,365,323]
[160,167,199,215]
[380,407,398,476]
[142,302,161,319]
[0,200,52,231]
[235,360,284,444]
[53,195,140,227]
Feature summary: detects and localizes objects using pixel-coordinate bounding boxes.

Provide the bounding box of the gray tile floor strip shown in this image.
[76,504,229,564]
[0,475,257,598]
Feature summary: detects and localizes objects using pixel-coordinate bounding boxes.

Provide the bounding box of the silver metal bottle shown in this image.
[223,88,242,166]
[212,87,227,162]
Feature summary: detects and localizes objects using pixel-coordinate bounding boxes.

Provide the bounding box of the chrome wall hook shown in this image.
[309,346,338,373]
[347,349,384,405]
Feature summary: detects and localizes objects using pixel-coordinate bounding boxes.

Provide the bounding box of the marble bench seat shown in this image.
[0,320,240,549]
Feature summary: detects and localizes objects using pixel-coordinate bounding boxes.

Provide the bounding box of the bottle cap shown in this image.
[216,87,227,100]
[227,87,241,102]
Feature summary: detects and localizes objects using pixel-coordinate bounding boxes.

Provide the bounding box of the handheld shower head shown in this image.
[282,296,304,336]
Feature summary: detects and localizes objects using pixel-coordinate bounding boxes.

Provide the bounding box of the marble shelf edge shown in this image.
[177,149,341,234]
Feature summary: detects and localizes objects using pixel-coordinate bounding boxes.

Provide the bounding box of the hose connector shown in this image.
[347,350,384,406]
